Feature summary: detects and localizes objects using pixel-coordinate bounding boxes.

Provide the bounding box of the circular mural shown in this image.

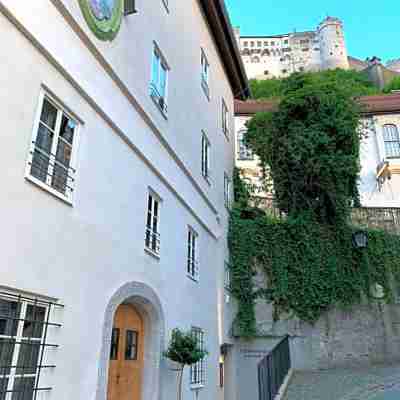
[78,0,124,41]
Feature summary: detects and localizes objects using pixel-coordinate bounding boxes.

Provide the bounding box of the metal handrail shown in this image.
[258,335,291,400]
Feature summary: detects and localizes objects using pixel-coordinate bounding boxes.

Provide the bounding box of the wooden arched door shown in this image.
[107,304,144,400]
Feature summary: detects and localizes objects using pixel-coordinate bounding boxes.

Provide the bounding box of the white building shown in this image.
[234,93,400,208]
[387,59,400,73]
[0,1,249,400]
[235,16,349,80]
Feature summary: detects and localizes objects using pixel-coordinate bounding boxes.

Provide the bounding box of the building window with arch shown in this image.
[383,124,400,158]
[237,130,254,160]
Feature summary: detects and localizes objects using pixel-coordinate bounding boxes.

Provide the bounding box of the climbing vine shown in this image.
[228,73,400,337]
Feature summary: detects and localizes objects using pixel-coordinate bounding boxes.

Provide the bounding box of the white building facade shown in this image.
[235,16,349,80]
[0,1,249,400]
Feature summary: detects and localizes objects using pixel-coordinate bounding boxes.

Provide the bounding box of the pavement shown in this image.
[283,363,400,400]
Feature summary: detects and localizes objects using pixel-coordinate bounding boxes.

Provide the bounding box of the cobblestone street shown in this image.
[283,364,400,400]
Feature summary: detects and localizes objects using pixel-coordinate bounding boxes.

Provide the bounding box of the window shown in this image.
[271,41,275,46]
[243,41,248,47]
[250,41,254,47]
[282,69,288,74]
[145,193,160,255]
[201,132,211,181]
[237,129,253,160]
[224,262,231,291]
[26,93,79,202]
[222,99,229,139]
[284,39,289,44]
[224,173,232,208]
[125,330,138,360]
[264,41,268,46]
[150,45,168,115]
[187,228,199,281]
[110,328,120,360]
[257,41,262,47]
[190,328,205,387]
[201,49,210,99]
[124,0,137,15]
[0,292,62,400]
[383,125,400,158]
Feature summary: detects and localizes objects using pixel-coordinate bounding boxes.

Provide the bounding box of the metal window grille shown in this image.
[383,124,400,158]
[145,194,160,254]
[190,328,205,386]
[0,292,63,400]
[28,96,77,199]
[187,229,199,281]
[124,0,137,16]
[224,174,232,208]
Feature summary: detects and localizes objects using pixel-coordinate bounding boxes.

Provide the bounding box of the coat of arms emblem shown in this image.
[78,0,123,41]
[89,0,115,21]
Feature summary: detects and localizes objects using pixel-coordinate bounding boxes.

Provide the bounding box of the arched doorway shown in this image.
[107,304,144,400]
[95,282,165,400]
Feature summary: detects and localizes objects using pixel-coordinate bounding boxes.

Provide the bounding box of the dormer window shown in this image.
[383,124,400,158]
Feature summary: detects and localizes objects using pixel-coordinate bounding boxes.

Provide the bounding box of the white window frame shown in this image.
[190,327,205,388]
[201,49,210,99]
[224,173,232,209]
[145,190,161,257]
[382,124,400,159]
[187,227,199,282]
[222,99,229,139]
[0,295,49,399]
[25,90,81,205]
[150,43,169,117]
[201,132,211,183]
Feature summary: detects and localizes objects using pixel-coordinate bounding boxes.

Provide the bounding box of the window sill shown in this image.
[25,175,73,206]
[145,247,161,260]
[187,274,199,283]
[150,94,168,120]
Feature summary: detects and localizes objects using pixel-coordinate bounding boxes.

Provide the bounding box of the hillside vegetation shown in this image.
[249,69,381,100]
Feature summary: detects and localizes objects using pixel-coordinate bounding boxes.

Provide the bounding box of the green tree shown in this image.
[245,73,363,223]
[383,76,400,93]
[249,69,380,100]
[164,329,208,400]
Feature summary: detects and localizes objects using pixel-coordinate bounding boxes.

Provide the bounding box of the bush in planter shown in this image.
[164,329,208,400]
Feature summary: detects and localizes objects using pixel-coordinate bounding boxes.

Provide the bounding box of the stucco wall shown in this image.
[0,1,237,399]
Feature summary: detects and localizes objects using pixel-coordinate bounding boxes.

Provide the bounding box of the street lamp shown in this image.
[352,230,368,249]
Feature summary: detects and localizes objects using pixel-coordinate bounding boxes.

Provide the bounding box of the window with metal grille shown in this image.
[237,129,253,160]
[190,328,205,386]
[150,45,169,116]
[224,262,231,292]
[187,228,199,282]
[124,0,136,15]
[383,124,400,158]
[224,173,232,208]
[0,292,62,400]
[222,99,229,139]
[201,133,211,182]
[145,193,161,255]
[26,93,79,202]
[201,49,210,99]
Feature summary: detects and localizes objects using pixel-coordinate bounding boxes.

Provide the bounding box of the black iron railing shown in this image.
[258,335,291,400]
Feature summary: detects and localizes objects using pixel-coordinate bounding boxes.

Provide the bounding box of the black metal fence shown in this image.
[258,335,291,400]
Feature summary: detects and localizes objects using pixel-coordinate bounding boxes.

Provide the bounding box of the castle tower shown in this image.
[318,16,349,70]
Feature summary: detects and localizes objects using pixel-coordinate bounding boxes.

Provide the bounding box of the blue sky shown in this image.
[225,0,399,63]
